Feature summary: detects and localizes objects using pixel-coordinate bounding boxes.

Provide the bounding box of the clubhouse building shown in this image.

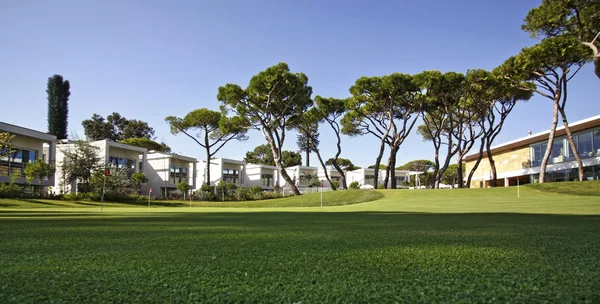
[465,115,600,188]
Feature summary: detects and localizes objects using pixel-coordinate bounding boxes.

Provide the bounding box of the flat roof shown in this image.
[246,163,278,170]
[464,114,600,162]
[147,151,196,161]
[0,121,57,142]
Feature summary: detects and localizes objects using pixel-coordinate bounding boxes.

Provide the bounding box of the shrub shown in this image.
[331,181,340,189]
[377,184,385,189]
[0,182,21,198]
[349,181,360,189]
[235,187,248,201]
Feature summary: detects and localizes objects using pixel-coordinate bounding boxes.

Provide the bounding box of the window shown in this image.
[577,132,593,158]
[170,165,188,184]
[0,148,38,177]
[551,137,565,163]
[223,168,239,184]
[365,175,375,185]
[261,173,273,187]
[530,143,547,167]
[594,130,600,156]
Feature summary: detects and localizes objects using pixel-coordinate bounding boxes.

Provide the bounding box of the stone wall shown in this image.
[465,146,530,188]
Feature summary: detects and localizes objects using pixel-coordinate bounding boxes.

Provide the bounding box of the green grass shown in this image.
[525,179,600,196]
[1,187,600,302]
[0,189,383,209]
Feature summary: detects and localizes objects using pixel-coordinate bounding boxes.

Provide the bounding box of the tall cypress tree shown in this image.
[47,74,70,140]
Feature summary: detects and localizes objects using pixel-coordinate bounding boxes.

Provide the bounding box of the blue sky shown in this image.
[1,0,598,168]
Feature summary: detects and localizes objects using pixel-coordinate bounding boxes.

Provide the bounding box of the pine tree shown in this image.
[47,74,70,140]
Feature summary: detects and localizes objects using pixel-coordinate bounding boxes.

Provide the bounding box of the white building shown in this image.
[0,122,56,191]
[245,163,280,190]
[347,168,413,189]
[280,165,319,188]
[196,158,246,188]
[144,151,196,198]
[54,140,147,194]
[317,168,344,188]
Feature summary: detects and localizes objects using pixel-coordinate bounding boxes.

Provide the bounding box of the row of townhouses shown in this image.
[1,121,418,197]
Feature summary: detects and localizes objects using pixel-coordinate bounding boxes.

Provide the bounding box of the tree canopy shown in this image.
[217,62,313,195]
[82,112,156,141]
[522,0,600,79]
[243,144,302,168]
[119,137,171,153]
[165,108,248,185]
[47,74,70,140]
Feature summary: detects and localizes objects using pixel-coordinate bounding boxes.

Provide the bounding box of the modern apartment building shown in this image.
[347,168,412,188]
[464,115,600,188]
[144,151,197,198]
[0,122,56,191]
[245,163,279,190]
[54,140,147,193]
[196,158,247,188]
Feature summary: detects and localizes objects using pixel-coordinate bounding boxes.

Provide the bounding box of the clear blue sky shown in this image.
[1,0,598,168]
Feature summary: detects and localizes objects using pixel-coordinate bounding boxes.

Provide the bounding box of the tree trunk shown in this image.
[558,107,584,181]
[540,101,560,183]
[486,138,497,187]
[204,133,211,186]
[263,129,300,195]
[383,156,391,189]
[389,147,399,189]
[456,157,464,188]
[467,136,486,188]
[315,149,335,190]
[331,128,348,190]
[373,138,386,189]
[305,150,310,167]
[205,148,211,186]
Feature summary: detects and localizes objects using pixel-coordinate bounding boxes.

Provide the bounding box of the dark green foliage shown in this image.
[119,138,171,152]
[325,157,358,171]
[1,210,599,302]
[24,160,55,195]
[47,74,70,140]
[396,159,434,171]
[217,62,313,195]
[59,141,103,189]
[243,144,302,168]
[82,112,155,141]
[165,108,248,185]
[349,181,360,189]
[522,0,600,79]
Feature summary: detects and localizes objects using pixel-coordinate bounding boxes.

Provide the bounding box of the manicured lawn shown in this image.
[526,179,600,196]
[0,189,383,209]
[1,187,599,302]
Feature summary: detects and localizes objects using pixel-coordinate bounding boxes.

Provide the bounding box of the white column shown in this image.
[504,177,509,187]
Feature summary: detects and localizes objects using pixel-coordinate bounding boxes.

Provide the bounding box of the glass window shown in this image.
[109,156,118,167]
[577,132,594,158]
[223,168,239,184]
[594,130,600,156]
[551,138,565,163]
[262,174,273,187]
[12,150,22,163]
[530,143,547,167]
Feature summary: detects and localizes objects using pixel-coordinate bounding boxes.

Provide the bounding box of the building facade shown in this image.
[245,164,279,190]
[54,140,147,194]
[196,158,247,188]
[347,168,412,188]
[464,115,600,188]
[0,122,56,191]
[144,151,197,198]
